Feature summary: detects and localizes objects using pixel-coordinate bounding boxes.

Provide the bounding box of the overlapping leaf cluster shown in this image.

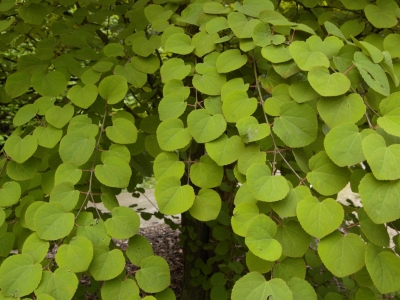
[1,0,400,299]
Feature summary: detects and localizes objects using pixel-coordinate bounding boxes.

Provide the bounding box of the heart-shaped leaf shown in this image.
[319,231,366,277]
[363,134,400,180]
[288,81,319,103]
[105,207,140,239]
[365,244,400,294]
[287,278,317,300]
[358,208,390,247]
[308,66,350,97]
[325,123,372,167]
[275,220,311,258]
[246,163,289,202]
[34,203,75,240]
[106,118,138,144]
[187,109,226,143]
[45,104,74,129]
[135,256,170,293]
[237,144,266,175]
[306,151,351,196]
[193,68,226,96]
[359,173,400,224]
[0,254,42,298]
[153,152,185,180]
[165,33,194,55]
[216,49,247,73]
[297,196,344,239]
[205,134,245,166]
[95,157,132,188]
[228,12,260,39]
[31,71,68,97]
[55,236,93,273]
[54,162,82,185]
[101,278,140,300]
[158,93,187,121]
[67,84,98,109]
[236,116,270,143]
[5,71,31,98]
[222,90,258,123]
[0,181,21,207]
[377,91,400,136]
[261,44,291,63]
[232,273,292,300]
[189,189,222,221]
[13,103,38,126]
[155,177,195,215]
[273,102,318,148]
[89,249,125,281]
[307,35,344,59]
[156,119,192,151]
[126,235,154,266]
[33,125,63,149]
[190,155,223,188]
[21,233,49,263]
[160,58,191,83]
[270,185,312,218]
[50,182,79,212]
[59,132,96,166]
[364,3,398,29]
[245,215,281,261]
[98,75,128,104]
[288,41,330,71]
[4,135,38,164]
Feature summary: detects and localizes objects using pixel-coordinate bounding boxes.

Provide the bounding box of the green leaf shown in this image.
[236,116,270,143]
[13,104,38,126]
[319,231,366,277]
[273,257,306,282]
[246,163,289,202]
[98,75,128,104]
[165,33,194,55]
[383,34,400,58]
[288,81,319,103]
[76,221,111,250]
[21,233,49,263]
[0,181,20,207]
[352,37,383,63]
[325,123,371,167]
[216,49,247,73]
[358,208,390,247]
[31,71,68,97]
[155,177,195,215]
[308,66,350,97]
[193,68,226,96]
[35,268,78,300]
[50,182,79,212]
[67,84,98,109]
[126,235,154,266]
[232,273,292,300]
[34,203,74,240]
[131,55,160,74]
[222,90,258,123]
[354,52,390,96]
[158,93,186,121]
[115,64,147,88]
[106,118,138,144]
[364,2,398,29]
[307,36,344,59]
[259,10,295,26]
[287,277,317,300]
[5,71,31,98]
[103,43,125,57]
[95,157,132,188]
[362,133,400,180]
[135,256,171,293]
[237,145,266,175]
[0,254,42,298]
[365,244,400,294]
[245,214,281,261]
[67,115,99,138]
[156,119,192,151]
[105,207,140,239]
[289,41,330,71]
[154,152,185,180]
[341,0,368,10]
[306,151,351,196]
[191,31,219,57]
[275,220,311,258]
[4,135,38,164]
[377,91,400,136]
[205,134,245,166]
[33,125,63,149]
[228,12,260,39]
[270,185,312,218]
[232,201,259,236]
[45,104,74,129]
[246,251,272,274]
[160,58,191,83]
[273,102,318,148]
[187,110,226,143]
[317,94,366,128]
[206,17,229,34]
[6,158,38,181]
[59,132,96,166]
[190,155,223,189]
[263,83,292,117]
[261,44,291,63]
[297,196,344,239]
[101,278,140,300]
[55,236,93,273]
[89,249,126,281]
[189,189,222,221]
[54,162,82,185]
[359,173,400,224]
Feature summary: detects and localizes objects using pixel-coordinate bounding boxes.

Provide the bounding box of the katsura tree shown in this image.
[1,0,400,299]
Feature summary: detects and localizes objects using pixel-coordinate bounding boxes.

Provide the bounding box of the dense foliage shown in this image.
[1,0,400,299]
